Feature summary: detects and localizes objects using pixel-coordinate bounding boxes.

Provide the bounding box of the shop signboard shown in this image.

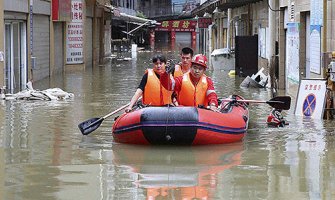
[66,0,84,64]
[155,20,197,32]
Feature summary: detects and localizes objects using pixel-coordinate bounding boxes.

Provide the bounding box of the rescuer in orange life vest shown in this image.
[125,55,173,113]
[167,47,194,105]
[160,54,219,112]
[172,47,194,77]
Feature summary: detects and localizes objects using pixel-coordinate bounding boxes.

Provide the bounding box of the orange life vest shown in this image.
[143,69,173,106]
[173,65,184,77]
[178,73,208,106]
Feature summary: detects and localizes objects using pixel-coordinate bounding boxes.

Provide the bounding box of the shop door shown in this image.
[235,35,258,77]
[175,32,192,48]
[5,21,27,94]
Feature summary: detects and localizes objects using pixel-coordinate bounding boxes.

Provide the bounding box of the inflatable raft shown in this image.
[112,95,249,145]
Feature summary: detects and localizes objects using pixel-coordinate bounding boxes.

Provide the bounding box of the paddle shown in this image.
[222,96,291,110]
[78,103,131,135]
[79,96,143,135]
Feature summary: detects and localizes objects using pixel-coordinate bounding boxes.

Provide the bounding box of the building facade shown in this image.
[193,0,335,97]
[0,0,112,93]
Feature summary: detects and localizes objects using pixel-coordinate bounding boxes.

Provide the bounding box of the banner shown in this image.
[310,25,321,74]
[197,17,212,28]
[155,20,197,32]
[52,0,71,21]
[66,0,84,64]
[286,22,300,83]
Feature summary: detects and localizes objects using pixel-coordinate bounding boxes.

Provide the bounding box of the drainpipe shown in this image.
[99,9,105,64]
[217,18,220,49]
[28,0,34,81]
[93,2,97,67]
[227,8,231,49]
[322,0,327,78]
[268,0,276,91]
[268,0,276,59]
[0,0,4,87]
[50,0,55,76]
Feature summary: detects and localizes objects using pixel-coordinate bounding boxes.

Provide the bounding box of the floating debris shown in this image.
[1,82,74,101]
[240,67,268,88]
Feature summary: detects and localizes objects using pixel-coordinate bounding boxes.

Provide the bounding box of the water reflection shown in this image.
[111,143,243,199]
[242,115,335,200]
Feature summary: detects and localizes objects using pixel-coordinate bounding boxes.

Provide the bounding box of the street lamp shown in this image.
[194,15,199,52]
[194,15,199,34]
[213,7,221,14]
[203,12,211,18]
[212,7,222,49]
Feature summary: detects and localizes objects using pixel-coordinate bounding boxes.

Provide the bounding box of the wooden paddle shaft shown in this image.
[222,99,266,103]
[237,100,282,103]
[103,96,143,119]
[103,103,130,119]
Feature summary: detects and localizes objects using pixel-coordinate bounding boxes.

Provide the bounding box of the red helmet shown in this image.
[191,54,208,68]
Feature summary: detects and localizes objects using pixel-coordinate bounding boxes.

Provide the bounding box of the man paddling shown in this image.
[160,54,219,111]
[125,55,173,113]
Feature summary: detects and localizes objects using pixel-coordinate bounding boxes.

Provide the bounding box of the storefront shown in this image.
[154,19,197,50]
[3,5,30,93]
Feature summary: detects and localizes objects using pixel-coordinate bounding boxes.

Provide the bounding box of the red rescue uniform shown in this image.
[160,72,218,107]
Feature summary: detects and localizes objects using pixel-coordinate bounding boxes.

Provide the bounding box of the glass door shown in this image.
[4,21,27,94]
[4,23,13,93]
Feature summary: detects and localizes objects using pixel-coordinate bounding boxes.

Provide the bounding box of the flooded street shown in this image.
[1,49,335,199]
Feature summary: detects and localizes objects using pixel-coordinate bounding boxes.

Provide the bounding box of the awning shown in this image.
[218,0,263,10]
[116,12,159,25]
[192,0,263,17]
[111,9,160,36]
[95,0,113,12]
[191,0,220,17]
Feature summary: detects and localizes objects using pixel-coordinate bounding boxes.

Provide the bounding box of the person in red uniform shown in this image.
[160,54,218,111]
[125,55,173,112]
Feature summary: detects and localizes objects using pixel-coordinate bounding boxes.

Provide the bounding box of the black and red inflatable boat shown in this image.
[112,96,249,145]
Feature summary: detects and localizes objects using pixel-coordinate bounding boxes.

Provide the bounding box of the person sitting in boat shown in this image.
[166,47,194,106]
[171,47,194,77]
[160,54,219,112]
[125,55,173,113]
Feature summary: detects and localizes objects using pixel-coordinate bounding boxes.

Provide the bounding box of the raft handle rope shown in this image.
[165,59,176,141]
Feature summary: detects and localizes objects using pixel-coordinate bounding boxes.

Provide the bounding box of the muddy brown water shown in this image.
[0,50,334,199]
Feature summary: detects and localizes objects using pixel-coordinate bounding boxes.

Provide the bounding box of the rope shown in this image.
[165,59,175,141]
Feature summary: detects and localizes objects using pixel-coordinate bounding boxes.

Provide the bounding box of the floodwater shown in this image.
[1,49,335,200]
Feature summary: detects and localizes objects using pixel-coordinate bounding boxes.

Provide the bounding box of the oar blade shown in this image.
[78,117,103,135]
[267,96,291,110]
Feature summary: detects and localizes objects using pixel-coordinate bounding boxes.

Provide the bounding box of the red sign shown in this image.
[52,0,71,21]
[198,17,212,28]
[304,84,322,91]
[155,20,197,32]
